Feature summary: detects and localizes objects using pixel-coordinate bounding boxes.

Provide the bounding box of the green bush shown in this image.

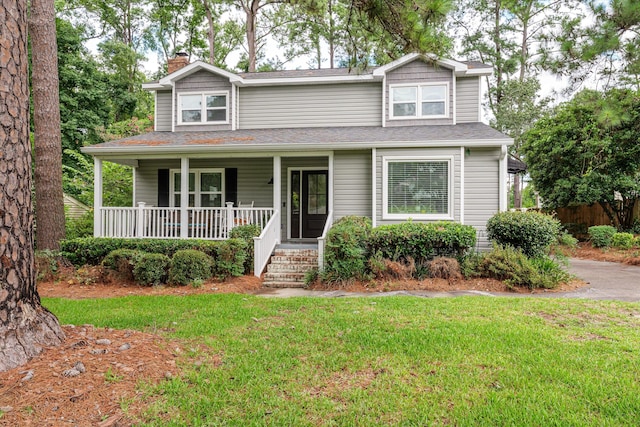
[486,211,560,258]
[322,216,372,283]
[169,249,214,286]
[635,236,640,248]
[65,211,94,240]
[368,221,476,263]
[588,225,617,248]
[611,232,635,249]
[61,238,225,266]
[213,239,248,278]
[557,231,578,248]
[230,224,261,274]
[102,249,141,280]
[477,245,567,290]
[133,253,170,286]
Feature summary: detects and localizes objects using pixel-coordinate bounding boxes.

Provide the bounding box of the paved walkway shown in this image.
[255,258,640,302]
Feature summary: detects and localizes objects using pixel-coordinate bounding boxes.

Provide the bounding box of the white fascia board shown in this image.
[236,74,379,87]
[459,68,493,76]
[142,82,167,90]
[82,138,514,157]
[159,61,244,85]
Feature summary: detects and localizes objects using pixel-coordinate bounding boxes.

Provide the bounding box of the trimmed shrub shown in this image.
[322,216,372,283]
[213,239,247,278]
[368,221,476,263]
[133,253,170,286]
[102,249,141,280]
[486,211,560,258]
[557,231,578,248]
[230,224,261,274]
[612,232,635,250]
[588,225,617,248]
[62,238,226,266]
[169,249,214,286]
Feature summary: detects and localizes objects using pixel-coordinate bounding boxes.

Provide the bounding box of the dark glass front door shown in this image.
[290,170,328,238]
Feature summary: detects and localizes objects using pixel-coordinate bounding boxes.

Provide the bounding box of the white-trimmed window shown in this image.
[170,169,224,207]
[390,83,448,119]
[178,92,228,124]
[382,157,453,220]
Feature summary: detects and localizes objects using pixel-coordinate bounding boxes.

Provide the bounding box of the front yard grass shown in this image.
[44,295,640,426]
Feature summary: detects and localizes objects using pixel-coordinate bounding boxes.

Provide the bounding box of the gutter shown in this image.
[82,138,514,157]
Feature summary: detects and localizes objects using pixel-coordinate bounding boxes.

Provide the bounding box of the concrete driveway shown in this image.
[256,258,640,302]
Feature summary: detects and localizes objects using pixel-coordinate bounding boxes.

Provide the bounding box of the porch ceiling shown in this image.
[82,123,512,156]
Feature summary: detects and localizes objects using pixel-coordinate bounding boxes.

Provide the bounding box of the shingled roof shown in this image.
[83,123,512,155]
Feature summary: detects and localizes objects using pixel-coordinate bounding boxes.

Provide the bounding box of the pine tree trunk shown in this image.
[0,0,65,373]
[30,0,66,250]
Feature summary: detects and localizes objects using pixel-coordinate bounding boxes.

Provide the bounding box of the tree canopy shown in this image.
[521,88,640,229]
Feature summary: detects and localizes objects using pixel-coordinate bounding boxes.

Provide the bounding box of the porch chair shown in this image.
[235,201,254,225]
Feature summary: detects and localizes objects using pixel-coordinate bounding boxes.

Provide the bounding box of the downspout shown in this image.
[499,145,508,212]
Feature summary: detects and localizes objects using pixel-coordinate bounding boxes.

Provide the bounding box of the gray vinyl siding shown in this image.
[281,157,329,240]
[375,147,461,224]
[134,157,274,208]
[333,150,371,221]
[464,147,501,250]
[456,77,480,123]
[239,83,382,129]
[155,91,172,131]
[386,59,454,126]
[174,70,233,132]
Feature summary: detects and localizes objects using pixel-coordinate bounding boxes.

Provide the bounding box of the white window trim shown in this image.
[177,91,229,125]
[382,156,454,220]
[389,82,449,120]
[169,168,225,207]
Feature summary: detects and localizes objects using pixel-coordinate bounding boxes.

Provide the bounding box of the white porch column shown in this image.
[180,157,189,238]
[328,152,334,214]
[371,148,377,228]
[273,155,281,244]
[93,157,103,237]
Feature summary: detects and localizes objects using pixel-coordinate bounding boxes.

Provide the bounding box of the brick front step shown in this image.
[263,248,319,288]
[267,263,318,273]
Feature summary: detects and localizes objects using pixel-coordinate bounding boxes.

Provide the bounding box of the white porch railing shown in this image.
[99,203,275,240]
[253,210,280,277]
[316,210,334,271]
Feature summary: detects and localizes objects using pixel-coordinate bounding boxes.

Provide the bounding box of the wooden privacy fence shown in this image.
[554,201,640,236]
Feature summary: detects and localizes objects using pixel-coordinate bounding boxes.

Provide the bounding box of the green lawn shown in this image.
[44,295,640,426]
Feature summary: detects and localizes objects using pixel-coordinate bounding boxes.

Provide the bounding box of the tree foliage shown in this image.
[521,88,640,229]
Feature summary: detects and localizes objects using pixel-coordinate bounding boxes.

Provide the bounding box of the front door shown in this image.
[290,170,328,239]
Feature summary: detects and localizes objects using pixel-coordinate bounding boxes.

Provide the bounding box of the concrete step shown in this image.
[262,281,306,288]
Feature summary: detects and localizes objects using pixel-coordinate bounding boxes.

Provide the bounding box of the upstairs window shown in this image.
[390,83,448,119]
[178,93,228,124]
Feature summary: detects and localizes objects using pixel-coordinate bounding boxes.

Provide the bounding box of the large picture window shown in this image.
[390,83,448,119]
[178,93,228,124]
[383,157,453,220]
[170,169,224,207]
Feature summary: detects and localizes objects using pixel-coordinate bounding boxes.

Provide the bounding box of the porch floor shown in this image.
[276,242,318,250]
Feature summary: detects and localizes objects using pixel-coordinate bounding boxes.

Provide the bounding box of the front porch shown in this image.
[92,154,334,276]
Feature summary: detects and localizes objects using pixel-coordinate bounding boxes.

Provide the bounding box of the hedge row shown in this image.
[322,217,477,282]
[61,237,247,279]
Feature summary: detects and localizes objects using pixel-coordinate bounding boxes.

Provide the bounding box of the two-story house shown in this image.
[83,52,513,277]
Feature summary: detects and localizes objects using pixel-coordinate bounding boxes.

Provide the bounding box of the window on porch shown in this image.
[170,169,224,207]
